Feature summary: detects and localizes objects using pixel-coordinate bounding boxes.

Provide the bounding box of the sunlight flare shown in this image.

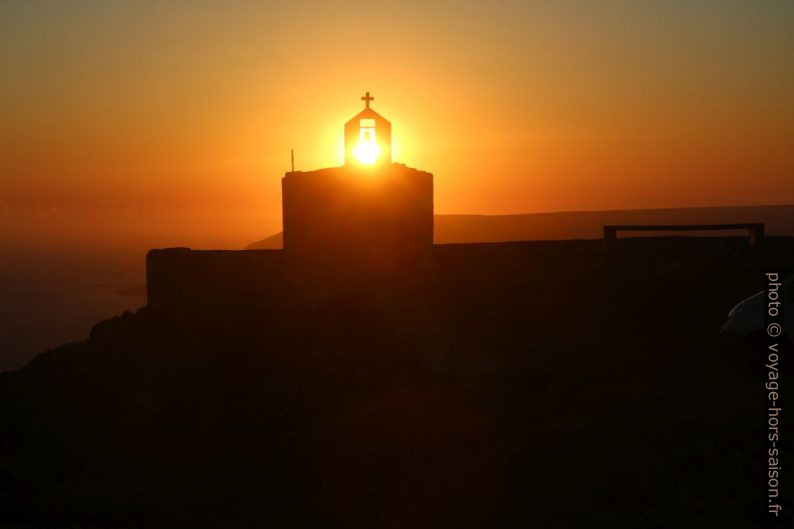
[353,132,381,164]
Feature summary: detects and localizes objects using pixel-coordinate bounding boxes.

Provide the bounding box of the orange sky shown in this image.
[2,1,793,252]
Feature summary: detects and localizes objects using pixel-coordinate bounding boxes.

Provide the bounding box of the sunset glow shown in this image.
[1,1,793,254]
[2,4,793,522]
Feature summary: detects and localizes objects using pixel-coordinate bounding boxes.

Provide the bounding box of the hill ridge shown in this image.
[246,204,794,249]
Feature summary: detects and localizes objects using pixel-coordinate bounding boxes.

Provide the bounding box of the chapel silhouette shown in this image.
[281,93,433,261]
[146,93,434,308]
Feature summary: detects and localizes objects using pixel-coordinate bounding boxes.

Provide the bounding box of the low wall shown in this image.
[146,237,789,314]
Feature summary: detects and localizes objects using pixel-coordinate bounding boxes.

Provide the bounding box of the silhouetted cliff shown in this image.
[1,237,792,528]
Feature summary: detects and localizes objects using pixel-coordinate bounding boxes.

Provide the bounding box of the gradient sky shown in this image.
[2,0,793,252]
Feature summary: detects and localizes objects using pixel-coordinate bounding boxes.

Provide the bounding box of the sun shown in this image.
[353,138,382,164]
[353,121,382,164]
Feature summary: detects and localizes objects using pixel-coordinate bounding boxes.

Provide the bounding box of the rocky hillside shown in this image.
[1,237,792,528]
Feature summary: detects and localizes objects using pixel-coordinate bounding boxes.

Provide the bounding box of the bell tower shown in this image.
[344,92,392,166]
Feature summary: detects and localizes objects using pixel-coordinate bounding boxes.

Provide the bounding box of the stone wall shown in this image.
[282,163,433,266]
[145,237,791,314]
[146,248,287,313]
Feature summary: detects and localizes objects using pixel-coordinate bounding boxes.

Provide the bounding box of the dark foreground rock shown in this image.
[1,237,792,528]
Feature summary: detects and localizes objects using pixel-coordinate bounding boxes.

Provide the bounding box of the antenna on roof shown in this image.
[291,148,295,172]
